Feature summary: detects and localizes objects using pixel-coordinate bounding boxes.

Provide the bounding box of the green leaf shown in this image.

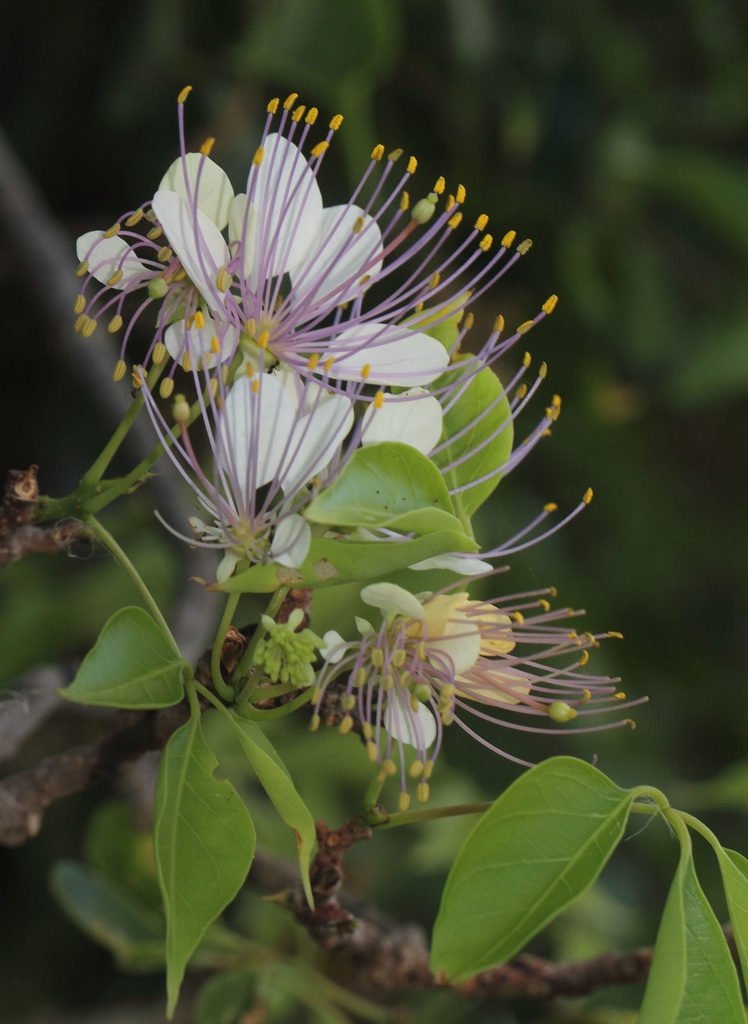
[49,860,165,971]
[305,442,454,528]
[405,291,472,352]
[61,606,186,708]
[194,968,256,1024]
[430,756,634,981]
[213,529,478,594]
[154,716,256,1017]
[432,366,514,518]
[216,711,317,908]
[639,844,744,1023]
[716,847,748,986]
[84,799,161,909]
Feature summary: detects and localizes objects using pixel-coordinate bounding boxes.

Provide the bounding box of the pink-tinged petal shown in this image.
[279,394,354,496]
[327,324,450,386]
[163,313,238,367]
[76,231,150,288]
[361,582,426,621]
[290,204,383,308]
[151,190,230,306]
[361,387,443,454]
[220,373,296,497]
[270,513,310,568]
[248,133,323,282]
[228,193,256,278]
[158,153,235,230]
[384,695,437,750]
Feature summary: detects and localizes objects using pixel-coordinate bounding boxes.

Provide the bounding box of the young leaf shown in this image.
[430,756,634,981]
[214,711,317,907]
[305,441,454,527]
[154,716,256,1017]
[62,606,186,708]
[213,529,478,594]
[716,847,748,985]
[639,843,744,1023]
[432,365,514,518]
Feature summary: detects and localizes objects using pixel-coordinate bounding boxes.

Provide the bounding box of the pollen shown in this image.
[75,260,88,277]
[579,650,590,666]
[177,85,193,104]
[543,294,559,315]
[367,741,378,762]
[112,360,127,382]
[475,214,489,231]
[456,184,466,204]
[407,155,417,174]
[398,792,411,812]
[433,175,446,195]
[448,212,463,230]
[329,113,344,131]
[73,295,85,315]
[216,268,232,292]
[107,314,123,333]
[283,92,299,110]
[583,487,594,505]
[409,759,424,779]
[417,782,430,804]
[181,351,192,372]
[517,319,535,334]
[371,144,385,161]
[251,377,260,393]
[152,342,167,364]
[103,222,121,238]
[211,335,221,354]
[147,226,162,241]
[608,630,624,639]
[538,599,551,612]
[360,363,371,380]
[161,378,176,401]
[323,356,335,373]
[125,209,144,227]
[291,105,306,122]
[388,148,403,162]
[373,390,384,409]
[267,97,280,114]
[501,230,517,248]
[464,311,474,330]
[157,246,173,263]
[309,713,321,732]
[479,233,493,252]
[429,272,441,289]
[200,137,215,156]
[423,760,434,780]
[131,368,144,389]
[544,502,558,513]
[511,611,525,624]
[353,216,365,234]
[257,330,270,349]
[615,691,627,700]
[307,353,320,370]
[517,238,533,255]
[400,191,410,211]
[310,141,329,158]
[252,146,264,167]
[194,310,205,330]
[539,361,548,378]
[492,314,505,333]
[81,317,97,338]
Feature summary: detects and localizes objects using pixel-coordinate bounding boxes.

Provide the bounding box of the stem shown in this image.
[234,688,312,720]
[363,768,387,815]
[185,676,201,718]
[210,593,240,702]
[234,586,290,699]
[81,394,145,489]
[672,809,723,852]
[86,514,181,657]
[371,800,492,830]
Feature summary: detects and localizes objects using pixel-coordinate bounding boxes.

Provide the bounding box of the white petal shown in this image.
[220,373,296,498]
[327,324,450,385]
[228,193,256,278]
[247,133,323,282]
[159,153,234,230]
[163,313,238,367]
[360,582,426,621]
[361,388,443,454]
[384,695,437,750]
[151,190,230,306]
[409,555,493,574]
[278,394,354,496]
[216,550,242,584]
[270,514,310,568]
[321,630,346,663]
[290,204,383,308]
[76,231,149,288]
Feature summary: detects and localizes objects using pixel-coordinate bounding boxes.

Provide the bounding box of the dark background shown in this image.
[1,1,748,1021]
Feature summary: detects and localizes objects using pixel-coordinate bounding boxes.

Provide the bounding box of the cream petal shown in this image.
[248,133,323,282]
[327,324,450,386]
[270,514,310,568]
[76,231,150,288]
[228,193,256,278]
[158,153,234,230]
[220,373,296,498]
[151,190,230,306]
[279,394,354,496]
[361,582,426,621]
[163,313,238,367]
[361,388,443,454]
[384,695,437,750]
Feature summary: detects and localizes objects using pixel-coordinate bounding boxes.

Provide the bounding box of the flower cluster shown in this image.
[76,88,642,799]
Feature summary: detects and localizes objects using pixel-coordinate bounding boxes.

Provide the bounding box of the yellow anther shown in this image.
[147,226,162,241]
[388,147,403,162]
[112,360,127,382]
[329,113,344,130]
[291,104,305,122]
[579,650,590,666]
[440,684,456,701]
[608,630,624,639]
[583,487,594,505]
[216,268,232,292]
[615,691,627,700]
[383,758,397,777]
[75,260,89,277]
[581,689,591,702]
[310,713,320,732]
[341,693,356,711]
[200,137,215,156]
[355,668,368,689]
[125,209,144,227]
[539,599,551,612]
[517,319,535,334]
[251,377,260,393]
[144,209,157,222]
[367,741,378,762]
[107,314,123,333]
[475,213,489,232]
[73,295,86,315]
[423,760,434,780]
[310,141,328,158]
[414,301,424,313]
[257,330,270,349]
[544,502,558,513]
[185,314,195,331]
[501,229,517,248]
[362,721,373,739]
[131,367,144,389]
[353,216,365,234]
[445,195,455,212]
[283,92,298,110]
[464,311,473,330]
[252,146,264,167]
[417,641,426,660]
[417,782,430,804]
[479,233,493,252]
[360,363,371,380]
[626,719,637,730]
[398,792,411,812]
[511,611,525,624]
[441,709,454,726]
[543,294,558,315]
[514,383,528,401]
[373,390,385,409]
[409,760,424,779]
[194,310,205,330]
[305,107,318,124]
[517,238,533,255]
[371,648,384,669]
[523,350,532,367]
[152,342,167,365]
[210,335,221,354]
[157,246,173,263]
[548,586,558,597]
[371,143,385,161]
[456,184,466,204]
[488,314,503,334]
[448,212,463,230]
[307,352,320,370]
[538,361,548,379]
[103,222,121,238]
[429,272,441,289]
[267,97,280,114]
[177,85,193,104]
[161,378,177,401]
[400,191,410,211]
[407,155,417,174]
[323,356,335,373]
[433,175,446,194]
[81,317,97,338]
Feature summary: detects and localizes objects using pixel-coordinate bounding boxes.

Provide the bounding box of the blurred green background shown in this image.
[2,0,748,1021]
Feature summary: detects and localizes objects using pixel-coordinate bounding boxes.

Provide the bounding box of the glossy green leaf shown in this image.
[432,365,514,518]
[431,756,634,981]
[194,967,256,1024]
[305,442,454,528]
[61,606,186,708]
[405,291,471,353]
[639,844,744,1023]
[154,716,256,1017]
[50,860,165,971]
[716,847,748,985]
[213,529,477,594]
[217,711,316,908]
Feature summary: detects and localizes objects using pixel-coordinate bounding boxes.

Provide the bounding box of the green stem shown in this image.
[371,800,492,830]
[234,687,312,720]
[210,593,240,702]
[362,768,388,815]
[86,514,180,657]
[234,586,290,699]
[671,809,723,852]
[185,676,201,718]
[81,394,145,489]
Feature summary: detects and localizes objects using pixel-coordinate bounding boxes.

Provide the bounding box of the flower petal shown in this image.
[163,313,238,367]
[279,393,354,496]
[270,513,310,568]
[76,231,150,288]
[361,388,443,454]
[151,190,230,306]
[384,695,437,750]
[158,153,235,230]
[361,582,426,621]
[409,555,493,574]
[228,193,256,278]
[326,324,450,386]
[320,630,347,664]
[220,373,295,499]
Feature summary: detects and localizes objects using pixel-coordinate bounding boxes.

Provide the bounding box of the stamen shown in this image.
[329,113,344,130]
[200,137,215,156]
[177,85,192,104]
[112,360,126,382]
[107,314,123,333]
[160,378,175,399]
